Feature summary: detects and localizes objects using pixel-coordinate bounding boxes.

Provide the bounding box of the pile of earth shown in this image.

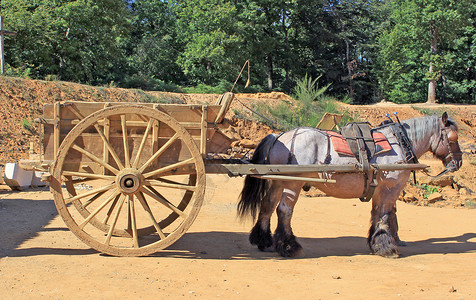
[0,76,474,208]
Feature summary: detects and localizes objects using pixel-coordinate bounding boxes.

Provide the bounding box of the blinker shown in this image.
[448,131,458,142]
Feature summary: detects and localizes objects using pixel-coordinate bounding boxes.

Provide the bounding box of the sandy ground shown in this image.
[1,171,475,299]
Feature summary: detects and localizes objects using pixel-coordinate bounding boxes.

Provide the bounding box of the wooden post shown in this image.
[0,16,17,75]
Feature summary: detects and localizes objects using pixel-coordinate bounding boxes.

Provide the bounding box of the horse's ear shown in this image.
[442,112,448,126]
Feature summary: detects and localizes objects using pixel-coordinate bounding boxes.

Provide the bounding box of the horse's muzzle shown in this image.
[445,158,462,172]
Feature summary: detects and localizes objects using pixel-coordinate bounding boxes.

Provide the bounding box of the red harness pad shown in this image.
[327,131,392,156]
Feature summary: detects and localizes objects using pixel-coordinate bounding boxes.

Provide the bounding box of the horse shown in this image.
[238,112,462,258]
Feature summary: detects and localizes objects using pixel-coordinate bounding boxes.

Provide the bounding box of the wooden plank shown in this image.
[53,102,60,158]
[200,106,207,157]
[48,101,222,123]
[250,174,336,183]
[204,163,430,176]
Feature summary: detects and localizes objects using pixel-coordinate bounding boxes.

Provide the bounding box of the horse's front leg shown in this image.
[274,182,304,257]
[249,182,283,251]
[368,183,404,258]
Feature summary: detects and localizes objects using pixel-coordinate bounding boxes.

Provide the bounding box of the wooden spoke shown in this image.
[93,123,125,170]
[63,171,115,181]
[79,189,120,229]
[71,144,119,175]
[105,194,127,245]
[121,115,131,168]
[128,195,139,248]
[139,133,179,172]
[132,118,154,169]
[65,183,115,204]
[144,179,196,192]
[142,186,187,218]
[102,194,121,225]
[82,191,107,208]
[136,192,166,240]
[143,157,195,179]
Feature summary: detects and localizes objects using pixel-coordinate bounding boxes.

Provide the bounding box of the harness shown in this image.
[340,122,379,202]
[422,126,462,177]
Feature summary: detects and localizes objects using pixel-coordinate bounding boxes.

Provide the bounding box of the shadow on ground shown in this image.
[6,230,476,260]
[0,189,57,258]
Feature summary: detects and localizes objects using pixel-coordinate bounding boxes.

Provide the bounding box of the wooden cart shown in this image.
[20,94,428,256]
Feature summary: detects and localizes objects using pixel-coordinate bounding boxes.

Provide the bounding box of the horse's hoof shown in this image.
[249,223,273,251]
[369,230,399,258]
[275,237,303,257]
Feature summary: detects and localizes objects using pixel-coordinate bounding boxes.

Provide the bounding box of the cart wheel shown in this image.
[50,105,206,256]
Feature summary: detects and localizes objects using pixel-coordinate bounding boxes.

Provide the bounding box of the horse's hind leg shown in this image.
[368,185,402,258]
[249,182,283,251]
[274,182,304,257]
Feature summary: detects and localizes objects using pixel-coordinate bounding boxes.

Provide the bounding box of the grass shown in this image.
[252,75,352,131]
[411,105,446,116]
[465,200,476,209]
[420,183,440,199]
[21,119,37,135]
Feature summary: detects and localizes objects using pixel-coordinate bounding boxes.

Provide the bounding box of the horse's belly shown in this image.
[312,173,366,198]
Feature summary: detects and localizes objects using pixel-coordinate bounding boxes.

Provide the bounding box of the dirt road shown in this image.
[1,173,475,299]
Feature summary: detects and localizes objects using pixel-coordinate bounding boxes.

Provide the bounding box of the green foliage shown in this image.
[465,200,476,209]
[182,80,233,94]
[377,0,474,104]
[411,106,446,116]
[0,0,473,103]
[21,119,36,134]
[420,184,440,199]
[4,64,32,79]
[122,75,181,92]
[255,74,350,131]
[293,74,331,104]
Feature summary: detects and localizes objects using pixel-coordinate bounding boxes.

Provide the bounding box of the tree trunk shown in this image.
[266,55,273,90]
[345,38,354,100]
[427,23,438,104]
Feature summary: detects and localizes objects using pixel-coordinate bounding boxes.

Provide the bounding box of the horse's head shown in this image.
[431,112,463,172]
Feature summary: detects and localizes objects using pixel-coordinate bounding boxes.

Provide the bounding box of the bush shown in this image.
[255,75,351,131]
[182,80,232,94]
[121,75,181,92]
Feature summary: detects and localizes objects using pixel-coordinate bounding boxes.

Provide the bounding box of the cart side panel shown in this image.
[42,102,231,169]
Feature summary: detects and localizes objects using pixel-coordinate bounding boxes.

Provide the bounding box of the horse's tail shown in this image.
[238,133,278,220]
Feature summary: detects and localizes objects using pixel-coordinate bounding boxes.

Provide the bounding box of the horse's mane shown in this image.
[402,114,457,146]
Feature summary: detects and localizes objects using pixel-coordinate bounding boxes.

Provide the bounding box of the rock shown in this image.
[441,186,458,199]
[459,188,471,196]
[3,162,33,190]
[418,177,431,185]
[403,193,416,203]
[431,176,454,187]
[239,139,258,149]
[427,192,443,203]
[232,152,244,159]
[419,175,454,187]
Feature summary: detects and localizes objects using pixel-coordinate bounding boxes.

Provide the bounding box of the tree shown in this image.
[125,0,184,85]
[1,0,130,84]
[173,0,244,85]
[377,0,471,103]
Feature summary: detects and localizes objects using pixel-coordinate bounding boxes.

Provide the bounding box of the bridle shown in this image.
[425,125,462,177]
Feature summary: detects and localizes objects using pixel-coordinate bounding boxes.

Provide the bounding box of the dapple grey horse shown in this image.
[238,113,462,257]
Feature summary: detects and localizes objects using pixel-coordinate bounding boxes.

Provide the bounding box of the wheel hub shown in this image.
[116,169,143,194]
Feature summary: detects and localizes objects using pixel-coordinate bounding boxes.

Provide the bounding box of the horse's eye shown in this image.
[448,131,458,142]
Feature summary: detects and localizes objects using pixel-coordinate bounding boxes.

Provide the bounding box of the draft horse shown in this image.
[238,113,462,257]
